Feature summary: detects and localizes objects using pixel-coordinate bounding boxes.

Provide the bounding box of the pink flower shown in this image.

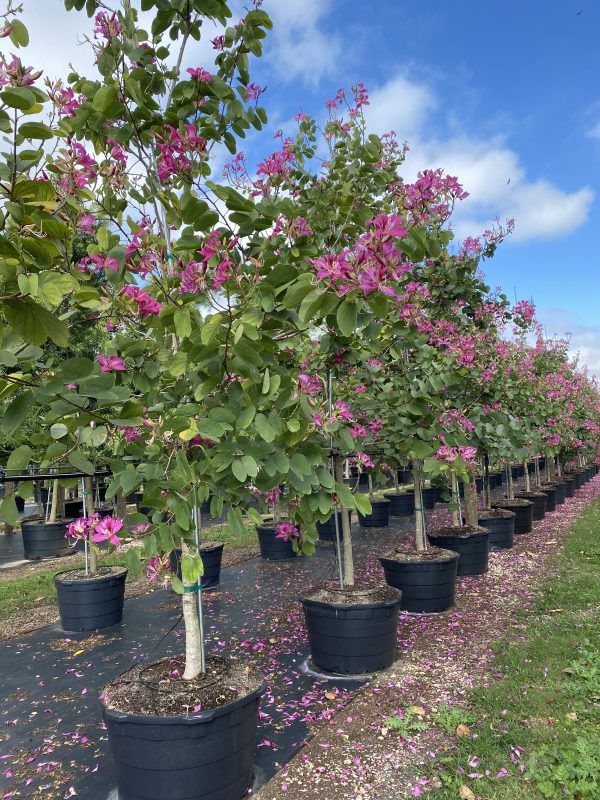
[275,522,300,542]
[244,83,264,101]
[91,516,124,546]
[78,213,96,233]
[97,354,126,372]
[94,11,122,41]
[354,452,374,469]
[187,67,212,82]
[350,424,367,439]
[66,517,89,542]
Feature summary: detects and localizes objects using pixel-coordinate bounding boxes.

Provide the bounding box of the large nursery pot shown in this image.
[380,547,459,613]
[316,510,350,542]
[511,464,525,479]
[170,542,224,589]
[421,486,437,509]
[397,468,412,484]
[427,526,489,576]
[515,491,547,521]
[551,481,566,505]
[101,657,265,800]
[256,524,299,560]
[492,499,533,534]
[563,476,575,498]
[538,484,557,513]
[300,585,401,674]
[489,472,504,490]
[55,566,127,632]
[20,517,73,560]
[64,498,84,518]
[478,509,515,549]
[357,498,390,528]
[474,477,484,493]
[383,491,415,517]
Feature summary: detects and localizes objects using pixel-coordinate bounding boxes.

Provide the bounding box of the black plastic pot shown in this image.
[552,482,566,505]
[492,500,533,534]
[397,468,412,484]
[380,550,459,613]
[64,499,83,518]
[20,519,73,560]
[256,525,298,560]
[489,472,503,490]
[170,543,224,589]
[15,496,25,513]
[527,462,536,474]
[300,587,401,674]
[383,492,414,516]
[421,487,436,509]
[101,678,266,800]
[55,567,127,631]
[539,485,557,512]
[474,477,484,493]
[316,511,349,541]
[511,464,525,479]
[478,510,515,549]
[515,492,547,521]
[357,499,390,528]
[427,527,489,576]
[563,476,575,498]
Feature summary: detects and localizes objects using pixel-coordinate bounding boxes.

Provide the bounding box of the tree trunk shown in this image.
[450,470,459,525]
[462,475,478,527]
[484,453,491,510]
[334,456,354,587]
[48,479,60,524]
[413,460,427,551]
[84,477,98,575]
[115,490,127,519]
[507,465,514,500]
[182,585,203,680]
[3,481,14,535]
[524,461,531,492]
[535,457,541,488]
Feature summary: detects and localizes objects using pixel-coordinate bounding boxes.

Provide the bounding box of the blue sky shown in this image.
[20,0,600,375]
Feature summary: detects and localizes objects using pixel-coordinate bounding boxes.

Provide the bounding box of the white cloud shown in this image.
[587,119,600,141]
[365,74,594,244]
[364,74,437,142]
[263,0,342,87]
[537,308,600,381]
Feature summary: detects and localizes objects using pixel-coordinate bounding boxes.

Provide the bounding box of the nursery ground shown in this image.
[0,476,597,800]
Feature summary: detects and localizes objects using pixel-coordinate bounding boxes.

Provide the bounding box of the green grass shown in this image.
[428,497,600,799]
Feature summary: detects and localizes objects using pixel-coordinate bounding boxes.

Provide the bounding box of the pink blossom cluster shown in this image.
[56,143,97,195]
[49,85,81,117]
[119,285,163,316]
[435,445,478,466]
[66,515,125,546]
[94,11,122,41]
[394,169,469,226]
[352,452,374,470]
[156,124,206,182]
[97,354,126,372]
[0,54,42,87]
[275,522,300,542]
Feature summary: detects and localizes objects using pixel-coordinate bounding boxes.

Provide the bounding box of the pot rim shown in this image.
[100,677,266,726]
[54,565,128,585]
[379,548,459,565]
[299,585,401,610]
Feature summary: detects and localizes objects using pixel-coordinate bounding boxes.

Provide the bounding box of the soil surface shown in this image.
[493,498,532,507]
[380,546,458,562]
[302,585,399,606]
[428,525,487,538]
[478,509,514,519]
[55,565,128,582]
[103,655,263,717]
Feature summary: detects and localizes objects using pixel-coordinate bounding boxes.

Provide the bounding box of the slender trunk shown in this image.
[334,456,354,587]
[393,468,399,494]
[524,461,531,492]
[36,481,43,517]
[4,481,14,534]
[48,479,59,524]
[484,453,491,510]
[182,562,203,680]
[548,457,556,481]
[535,457,541,488]
[85,477,98,575]
[545,457,550,483]
[507,465,514,500]
[116,490,127,519]
[413,460,427,551]
[556,458,562,478]
[462,474,478,527]
[450,470,459,525]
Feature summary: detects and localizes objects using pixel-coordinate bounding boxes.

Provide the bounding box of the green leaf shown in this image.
[6,445,32,470]
[241,455,258,478]
[1,391,33,433]
[246,507,263,526]
[19,121,54,140]
[228,507,246,537]
[336,299,357,336]
[120,469,139,496]
[261,368,270,394]
[354,493,372,515]
[4,299,68,346]
[58,357,96,380]
[0,496,19,527]
[51,423,69,439]
[68,450,95,475]
[255,413,276,442]
[174,307,192,339]
[79,426,108,447]
[8,18,29,47]
[1,87,35,110]
[237,405,255,429]
[232,459,248,482]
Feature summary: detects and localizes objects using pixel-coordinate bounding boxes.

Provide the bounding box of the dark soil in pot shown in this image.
[383,491,414,517]
[379,547,459,613]
[478,509,515,549]
[515,491,547,520]
[101,655,265,800]
[316,510,350,541]
[170,542,225,589]
[492,499,533,534]
[20,517,73,560]
[427,525,489,576]
[256,525,299,560]
[538,484,557,512]
[55,565,127,632]
[300,585,401,674]
[357,499,390,528]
